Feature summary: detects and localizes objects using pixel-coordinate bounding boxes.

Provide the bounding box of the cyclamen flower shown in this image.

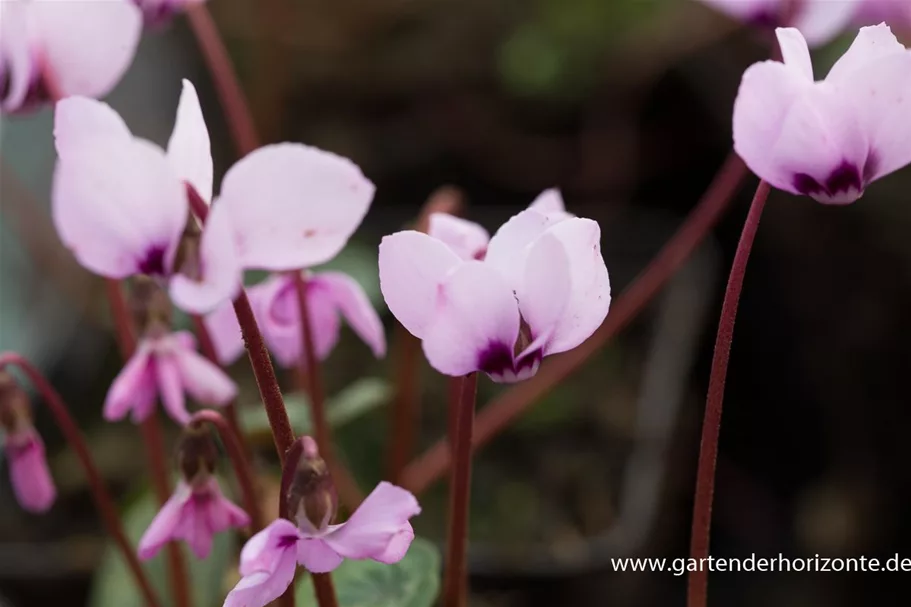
[733,25,911,204]
[132,0,205,26]
[380,191,610,382]
[0,0,142,113]
[104,331,237,424]
[204,271,386,367]
[224,482,420,607]
[52,80,240,314]
[698,0,860,46]
[139,477,249,559]
[4,427,55,513]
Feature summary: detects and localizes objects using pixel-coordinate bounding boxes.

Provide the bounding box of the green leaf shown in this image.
[295,537,441,607]
[88,488,235,607]
[241,377,391,439]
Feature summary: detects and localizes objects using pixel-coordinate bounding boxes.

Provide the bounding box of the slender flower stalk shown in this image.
[399,153,749,494]
[687,180,770,607]
[292,272,364,510]
[441,373,478,607]
[187,409,264,530]
[0,353,161,607]
[185,3,259,157]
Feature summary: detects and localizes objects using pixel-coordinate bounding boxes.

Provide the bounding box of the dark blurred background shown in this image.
[2,1,911,605]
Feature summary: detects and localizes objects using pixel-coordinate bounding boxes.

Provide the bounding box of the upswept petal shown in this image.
[54,97,131,159]
[155,354,189,424]
[171,332,237,406]
[33,0,142,100]
[515,232,571,349]
[794,0,860,48]
[218,143,375,271]
[322,482,420,562]
[312,272,387,358]
[138,482,192,560]
[539,218,611,355]
[239,519,301,576]
[52,137,187,278]
[428,214,490,260]
[202,478,251,532]
[698,0,775,21]
[421,261,520,378]
[378,231,462,339]
[485,208,563,292]
[203,301,246,366]
[825,23,906,85]
[227,521,299,607]
[527,188,573,221]
[169,202,243,314]
[775,28,813,80]
[7,430,56,513]
[103,344,154,421]
[296,539,344,573]
[167,79,213,203]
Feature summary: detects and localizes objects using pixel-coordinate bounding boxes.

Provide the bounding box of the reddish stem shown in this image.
[441,373,478,607]
[0,353,161,607]
[399,153,749,494]
[188,409,264,530]
[687,180,770,607]
[185,4,260,157]
[292,272,364,510]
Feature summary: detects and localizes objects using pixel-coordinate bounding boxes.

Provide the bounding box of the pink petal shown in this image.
[138,482,193,560]
[171,331,237,407]
[527,188,572,221]
[169,202,243,314]
[0,2,34,112]
[228,521,299,607]
[248,276,305,367]
[201,478,251,531]
[378,231,462,339]
[538,219,610,356]
[421,261,520,378]
[103,344,155,422]
[6,429,56,513]
[155,352,190,424]
[322,482,420,562]
[698,0,776,21]
[312,272,387,358]
[203,301,246,366]
[296,539,344,573]
[239,519,300,576]
[775,28,813,81]
[826,23,907,84]
[54,97,131,160]
[515,232,571,350]
[167,79,213,203]
[793,0,861,48]
[485,208,564,293]
[218,143,375,271]
[52,137,187,278]
[427,214,490,260]
[34,0,142,100]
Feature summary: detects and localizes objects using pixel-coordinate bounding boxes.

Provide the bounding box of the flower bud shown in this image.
[0,371,32,436]
[287,436,337,534]
[177,423,219,488]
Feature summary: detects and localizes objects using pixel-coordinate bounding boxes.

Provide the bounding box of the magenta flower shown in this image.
[379,193,610,382]
[733,25,911,204]
[138,477,249,560]
[204,271,386,367]
[4,427,56,513]
[104,331,237,424]
[52,80,241,314]
[224,482,420,607]
[0,0,142,113]
[698,0,860,46]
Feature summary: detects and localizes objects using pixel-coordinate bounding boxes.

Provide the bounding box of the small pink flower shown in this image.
[104,331,237,424]
[204,271,386,367]
[379,193,610,382]
[138,477,249,560]
[733,25,911,204]
[698,0,860,47]
[224,482,420,607]
[0,0,142,113]
[5,427,56,513]
[52,80,240,314]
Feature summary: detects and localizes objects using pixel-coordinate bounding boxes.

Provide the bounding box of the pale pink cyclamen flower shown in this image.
[224,482,420,607]
[5,427,56,513]
[733,25,911,204]
[139,476,249,559]
[698,0,861,46]
[0,0,142,113]
[204,271,386,367]
[104,331,237,424]
[379,191,610,383]
[132,0,205,26]
[52,79,241,314]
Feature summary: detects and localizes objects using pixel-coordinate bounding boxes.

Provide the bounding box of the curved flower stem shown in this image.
[292,272,364,511]
[185,4,259,157]
[279,438,338,607]
[190,315,250,456]
[441,372,478,607]
[687,180,770,607]
[0,352,161,607]
[399,153,750,494]
[188,409,264,530]
[387,187,464,482]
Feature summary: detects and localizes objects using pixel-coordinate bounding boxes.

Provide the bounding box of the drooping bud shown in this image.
[0,371,32,436]
[287,436,337,534]
[177,422,219,488]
